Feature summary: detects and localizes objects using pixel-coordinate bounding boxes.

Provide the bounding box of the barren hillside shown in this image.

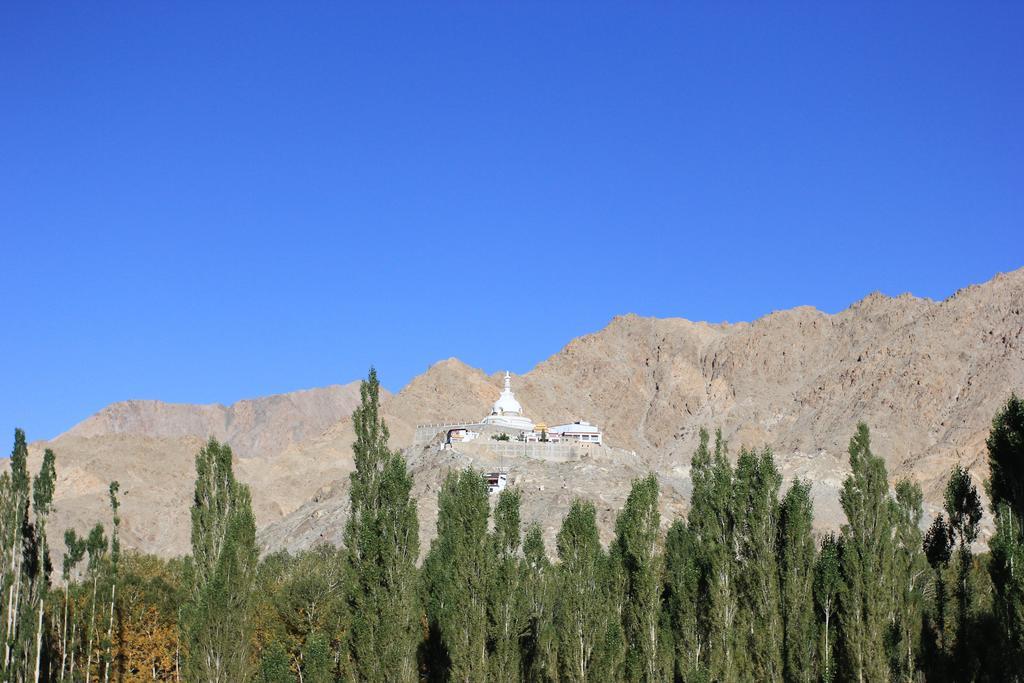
[27,382,375,558]
[27,268,1024,559]
[264,268,1024,555]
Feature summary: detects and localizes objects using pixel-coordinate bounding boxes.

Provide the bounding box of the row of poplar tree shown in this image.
[1,370,1023,682]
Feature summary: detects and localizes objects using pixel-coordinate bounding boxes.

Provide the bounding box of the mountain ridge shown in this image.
[26,266,1024,559]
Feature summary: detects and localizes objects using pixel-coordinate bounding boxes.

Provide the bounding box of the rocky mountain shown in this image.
[27,268,1024,559]
[262,268,1024,555]
[27,382,373,557]
[59,383,366,459]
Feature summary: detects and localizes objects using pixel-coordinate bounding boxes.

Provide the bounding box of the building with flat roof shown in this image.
[548,420,603,445]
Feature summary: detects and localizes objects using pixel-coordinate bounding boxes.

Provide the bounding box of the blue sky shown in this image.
[1,3,1021,440]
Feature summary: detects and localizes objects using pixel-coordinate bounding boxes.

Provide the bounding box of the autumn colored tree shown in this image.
[114,553,186,681]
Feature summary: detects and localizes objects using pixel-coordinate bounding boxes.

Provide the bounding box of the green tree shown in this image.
[101,481,121,683]
[986,394,1024,679]
[83,522,108,681]
[688,428,738,682]
[733,447,784,683]
[779,479,816,683]
[300,631,331,683]
[891,480,926,682]
[0,431,56,683]
[59,528,86,678]
[813,533,841,683]
[988,394,1024,516]
[253,545,351,682]
[1,430,33,679]
[661,520,702,682]
[344,368,420,682]
[258,640,292,683]
[837,423,892,683]
[944,464,983,677]
[554,499,622,682]
[521,523,557,682]
[923,513,953,680]
[614,474,660,682]
[183,437,258,683]
[488,487,527,682]
[423,468,491,681]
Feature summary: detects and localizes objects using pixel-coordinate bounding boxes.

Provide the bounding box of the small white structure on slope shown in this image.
[482,372,535,432]
[484,472,508,495]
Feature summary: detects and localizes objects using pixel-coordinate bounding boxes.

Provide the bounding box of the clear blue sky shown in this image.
[1,3,1021,440]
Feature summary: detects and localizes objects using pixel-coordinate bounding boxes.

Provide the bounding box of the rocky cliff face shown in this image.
[29,268,1024,559]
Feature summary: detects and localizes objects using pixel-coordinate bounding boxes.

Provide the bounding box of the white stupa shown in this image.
[482,372,535,431]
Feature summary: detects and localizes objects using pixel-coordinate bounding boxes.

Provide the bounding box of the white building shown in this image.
[446,427,479,445]
[548,421,603,445]
[481,372,535,432]
[484,472,508,495]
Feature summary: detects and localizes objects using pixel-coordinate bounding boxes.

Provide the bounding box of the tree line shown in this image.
[1,369,1023,682]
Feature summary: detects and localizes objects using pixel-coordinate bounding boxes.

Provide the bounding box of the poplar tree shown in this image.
[688,428,738,682]
[614,474,660,682]
[300,632,331,683]
[183,437,258,683]
[83,522,107,681]
[60,529,86,679]
[986,394,1024,679]
[733,447,783,683]
[779,479,816,683]
[837,423,893,683]
[344,368,420,682]
[488,487,526,682]
[942,462,983,671]
[102,481,121,683]
[554,499,622,682]
[923,513,953,678]
[813,533,841,683]
[521,523,557,682]
[1,429,32,679]
[1,431,56,683]
[423,468,491,681]
[661,520,701,682]
[28,447,56,683]
[944,463,982,677]
[891,480,926,682]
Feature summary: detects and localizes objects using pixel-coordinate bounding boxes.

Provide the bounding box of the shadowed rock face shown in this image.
[29,268,1024,559]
